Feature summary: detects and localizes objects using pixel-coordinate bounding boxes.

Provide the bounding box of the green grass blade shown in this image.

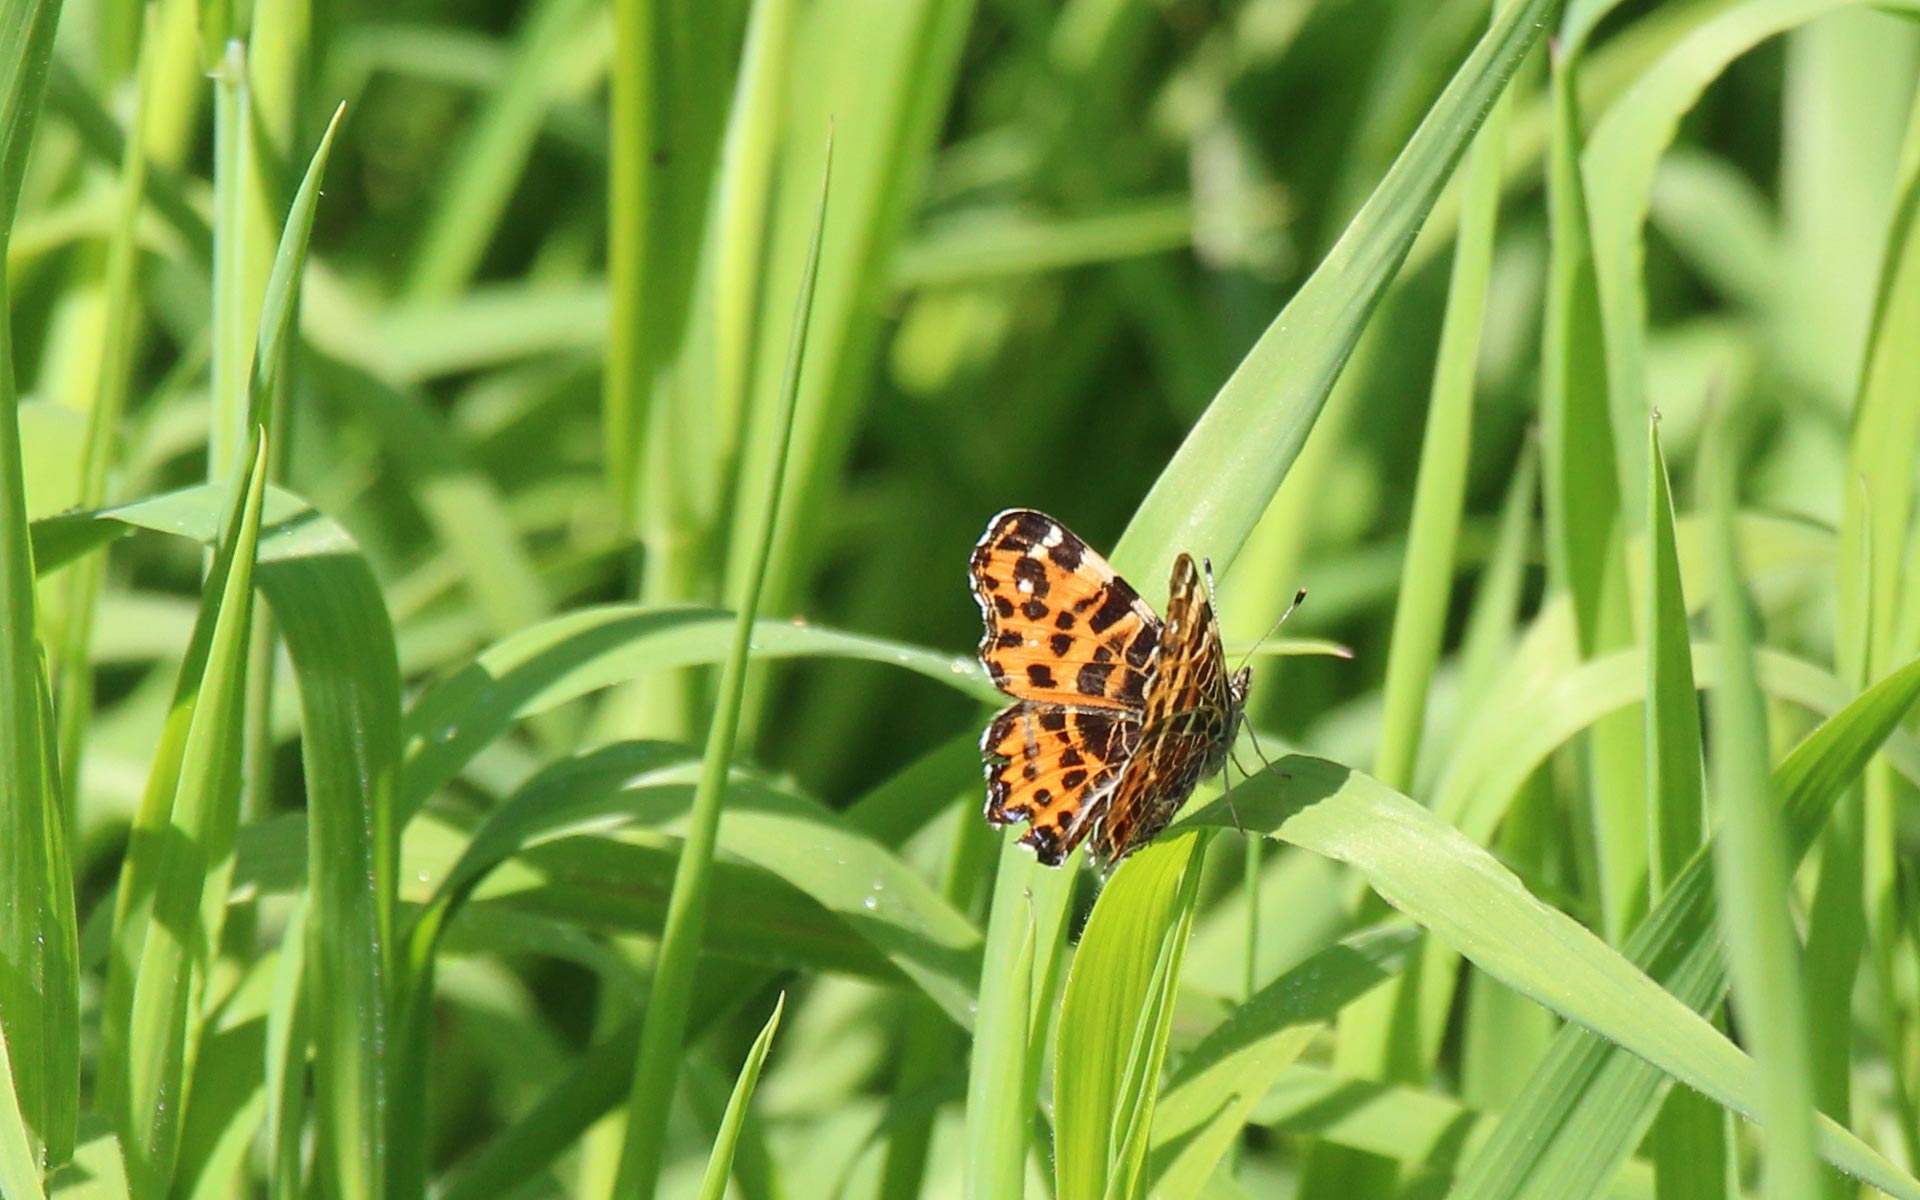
[1450,646,1920,1198]
[610,131,830,1200]
[966,866,1044,1200]
[694,994,784,1200]
[103,432,267,1198]
[1180,756,1919,1198]
[0,1020,47,1200]
[1146,925,1421,1200]
[1644,416,1704,894]
[1699,416,1820,1200]
[247,101,343,427]
[0,0,78,1165]
[1053,833,1207,1200]
[264,899,308,1200]
[1108,0,1558,581]
[52,3,158,799]
[207,38,262,482]
[1582,0,1912,511]
[1374,6,1516,795]
[1642,416,1719,1197]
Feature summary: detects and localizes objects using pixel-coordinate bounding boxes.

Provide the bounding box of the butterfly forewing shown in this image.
[969,509,1160,710]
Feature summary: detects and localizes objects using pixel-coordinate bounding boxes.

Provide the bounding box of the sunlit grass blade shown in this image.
[1179,756,1919,1198]
[1109,0,1558,581]
[695,993,784,1200]
[101,431,267,1198]
[1699,414,1819,1199]
[1146,924,1421,1200]
[1642,415,1721,1196]
[1450,646,1920,1198]
[1831,59,1920,1157]
[1374,0,1516,798]
[610,131,831,1200]
[1340,8,1522,1160]
[1053,833,1207,1200]
[1643,415,1704,896]
[248,100,343,426]
[0,1021,46,1200]
[207,37,262,481]
[0,0,78,1165]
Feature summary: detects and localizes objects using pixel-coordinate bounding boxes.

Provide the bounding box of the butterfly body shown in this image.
[969,509,1248,868]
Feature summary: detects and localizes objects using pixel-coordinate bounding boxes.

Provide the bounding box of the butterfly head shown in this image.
[1228,665,1251,709]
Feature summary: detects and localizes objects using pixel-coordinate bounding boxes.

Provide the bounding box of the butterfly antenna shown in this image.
[1236,587,1307,674]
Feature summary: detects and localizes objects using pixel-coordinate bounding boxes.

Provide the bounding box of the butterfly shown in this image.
[969,509,1254,869]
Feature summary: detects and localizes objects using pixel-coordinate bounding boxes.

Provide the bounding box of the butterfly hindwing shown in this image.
[969,509,1161,710]
[982,701,1137,864]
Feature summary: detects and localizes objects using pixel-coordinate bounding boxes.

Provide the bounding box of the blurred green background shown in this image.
[5,0,1920,1196]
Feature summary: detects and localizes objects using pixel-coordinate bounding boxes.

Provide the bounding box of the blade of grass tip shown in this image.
[1643,413,1723,1200]
[609,129,831,1200]
[1540,31,1646,948]
[106,431,268,1198]
[694,994,784,1200]
[1108,0,1558,582]
[208,37,265,483]
[0,0,80,1167]
[248,101,342,428]
[1644,414,1704,899]
[1700,412,1820,1200]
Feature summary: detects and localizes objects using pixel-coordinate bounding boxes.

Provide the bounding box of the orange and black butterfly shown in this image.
[969,509,1253,868]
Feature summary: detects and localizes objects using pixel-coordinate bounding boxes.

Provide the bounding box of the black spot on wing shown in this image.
[1011,555,1049,597]
[1089,587,1136,633]
[1021,598,1049,621]
[1077,662,1113,697]
[1049,632,1074,656]
[1026,664,1056,689]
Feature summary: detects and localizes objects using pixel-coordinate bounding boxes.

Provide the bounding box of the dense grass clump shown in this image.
[2,1,1920,1197]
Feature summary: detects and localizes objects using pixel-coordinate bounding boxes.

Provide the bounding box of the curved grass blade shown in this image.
[1700,415,1819,1199]
[1178,756,1920,1199]
[42,470,402,1200]
[1053,833,1208,1200]
[1146,924,1422,1200]
[1582,0,1917,502]
[695,994,784,1200]
[405,741,981,1028]
[1109,0,1558,582]
[610,128,831,1200]
[1446,646,1920,1199]
[100,433,268,1198]
[0,0,78,1165]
